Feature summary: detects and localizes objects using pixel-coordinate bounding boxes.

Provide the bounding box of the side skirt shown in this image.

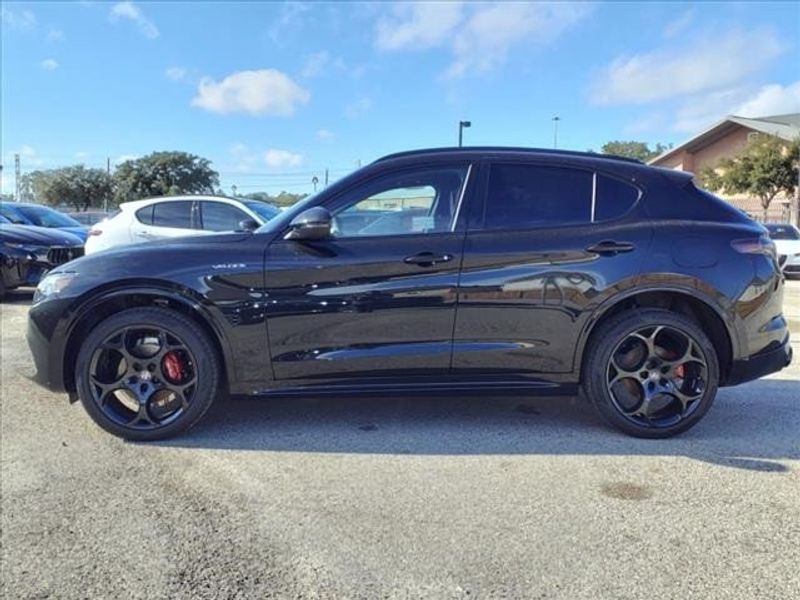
[248,375,580,398]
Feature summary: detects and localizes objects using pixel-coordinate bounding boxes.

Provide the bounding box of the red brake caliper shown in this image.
[674,364,685,378]
[162,351,185,384]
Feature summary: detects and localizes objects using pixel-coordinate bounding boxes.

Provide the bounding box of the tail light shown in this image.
[731,235,776,260]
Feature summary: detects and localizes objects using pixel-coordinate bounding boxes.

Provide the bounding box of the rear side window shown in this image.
[594,175,639,221]
[151,201,193,229]
[200,201,247,231]
[135,205,154,225]
[481,164,592,230]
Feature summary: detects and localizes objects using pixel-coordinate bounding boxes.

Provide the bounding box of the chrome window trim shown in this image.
[451,163,473,232]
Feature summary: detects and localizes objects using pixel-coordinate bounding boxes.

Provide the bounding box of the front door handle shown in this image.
[403,252,453,267]
[586,240,635,256]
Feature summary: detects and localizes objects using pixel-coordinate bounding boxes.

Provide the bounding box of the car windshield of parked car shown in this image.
[242,200,280,222]
[766,224,800,240]
[14,205,82,228]
[0,204,31,224]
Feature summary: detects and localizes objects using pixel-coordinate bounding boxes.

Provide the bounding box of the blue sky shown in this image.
[2,1,799,196]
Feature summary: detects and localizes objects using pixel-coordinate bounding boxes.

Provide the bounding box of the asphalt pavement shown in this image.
[1,281,799,599]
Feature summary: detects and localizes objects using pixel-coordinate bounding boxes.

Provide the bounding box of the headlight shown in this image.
[34,271,78,303]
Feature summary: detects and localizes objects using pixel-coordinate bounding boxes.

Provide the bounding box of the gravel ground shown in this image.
[2,281,799,599]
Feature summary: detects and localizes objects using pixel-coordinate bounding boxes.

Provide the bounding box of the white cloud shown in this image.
[376,2,464,50]
[375,3,589,79]
[316,129,335,140]
[192,69,310,116]
[264,149,303,169]
[165,66,187,81]
[447,3,590,78]
[345,96,372,119]
[592,28,783,105]
[1,7,37,30]
[47,28,65,42]
[75,151,89,159]
[734,81,800,118]
[110,2,159,39]
[661,10,694,39]
[267,1,311,46]
[669,81,800,133]
[40,58,59,71]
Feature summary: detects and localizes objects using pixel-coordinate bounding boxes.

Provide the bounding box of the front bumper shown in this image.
[26,296,74,393]
[725,334,793,386]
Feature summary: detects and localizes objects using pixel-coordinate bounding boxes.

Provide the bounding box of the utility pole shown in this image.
[14,153,20,202]
[458,120,471,147]
[324,168,329,187]
[552,116,560,149]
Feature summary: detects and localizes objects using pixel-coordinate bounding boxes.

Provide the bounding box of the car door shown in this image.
[265,162,474,380]
[129,200,203,242]
[453,160,652,375]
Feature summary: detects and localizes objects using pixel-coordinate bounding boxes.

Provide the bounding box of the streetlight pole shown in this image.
[552,116,560,149]
[458,120,471,147]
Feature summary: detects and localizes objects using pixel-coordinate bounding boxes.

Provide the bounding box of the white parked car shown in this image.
[765,223,800,277]
[85,196,279,255]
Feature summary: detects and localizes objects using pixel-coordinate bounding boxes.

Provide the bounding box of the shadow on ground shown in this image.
[154,378,800,472]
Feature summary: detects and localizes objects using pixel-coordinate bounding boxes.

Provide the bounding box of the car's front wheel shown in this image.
[75,307,220,441]
[583,308,719,438]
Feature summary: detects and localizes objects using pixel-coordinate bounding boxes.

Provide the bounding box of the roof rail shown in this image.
[373,146,644,165]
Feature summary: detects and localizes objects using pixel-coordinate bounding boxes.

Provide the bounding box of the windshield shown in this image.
[766,224,800,240]
[0,204,31,224]
[242,200,280,222]
[12,204,82,228]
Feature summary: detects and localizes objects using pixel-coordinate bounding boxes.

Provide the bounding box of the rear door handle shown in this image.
[586,240,635,256]
[403,252,453,266]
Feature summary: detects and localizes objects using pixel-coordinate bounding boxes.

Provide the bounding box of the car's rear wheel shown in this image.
[75,307,220,441]
[583,308,719,438]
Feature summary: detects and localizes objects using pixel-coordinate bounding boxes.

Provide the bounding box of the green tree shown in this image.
[114,151,219,203]
[600,140,670,162]
[21,166,113,211]
[700,136,799,221]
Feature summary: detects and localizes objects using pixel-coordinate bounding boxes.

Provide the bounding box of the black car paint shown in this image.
[27,149,791,398]
[1,220,84,292]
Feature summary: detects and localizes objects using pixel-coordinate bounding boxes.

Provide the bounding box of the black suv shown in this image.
[27,148,792,440]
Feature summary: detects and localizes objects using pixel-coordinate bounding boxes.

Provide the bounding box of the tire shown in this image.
[582,308,719,438]
[75,307,221,441]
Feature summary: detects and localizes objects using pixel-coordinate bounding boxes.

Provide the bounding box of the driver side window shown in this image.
[331,166,468,238]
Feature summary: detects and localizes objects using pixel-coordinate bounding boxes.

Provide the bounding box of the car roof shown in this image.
[374,146,644,166]
[120,195,245,209]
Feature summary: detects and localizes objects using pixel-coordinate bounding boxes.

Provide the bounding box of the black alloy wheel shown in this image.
[584,308,720,438]
[76,307,220,440]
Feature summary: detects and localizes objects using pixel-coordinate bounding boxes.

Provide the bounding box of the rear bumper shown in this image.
[725,334,793,386]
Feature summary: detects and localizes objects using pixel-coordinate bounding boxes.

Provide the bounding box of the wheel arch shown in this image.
[576,287,737,385]
[62,284,232,395]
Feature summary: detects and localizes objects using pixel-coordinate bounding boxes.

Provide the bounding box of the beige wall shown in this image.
[651,125,754,173]
[691,128,752,173]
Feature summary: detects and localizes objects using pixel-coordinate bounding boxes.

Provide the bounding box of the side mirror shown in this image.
[238,218,259,232]
[284,207,332,241]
